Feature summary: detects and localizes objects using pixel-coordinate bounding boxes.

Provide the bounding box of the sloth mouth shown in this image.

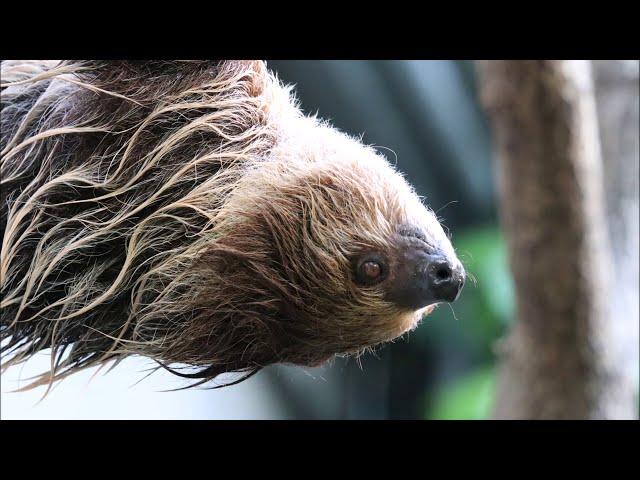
[420,303,438,318]
[394,303,439,337]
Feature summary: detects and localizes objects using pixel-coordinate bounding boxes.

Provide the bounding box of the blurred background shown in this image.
[0,60,635,419]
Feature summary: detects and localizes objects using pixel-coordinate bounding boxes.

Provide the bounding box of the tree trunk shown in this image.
[476,60,637,419]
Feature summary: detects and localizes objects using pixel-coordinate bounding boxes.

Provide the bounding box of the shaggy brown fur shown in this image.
[0,60,462,391]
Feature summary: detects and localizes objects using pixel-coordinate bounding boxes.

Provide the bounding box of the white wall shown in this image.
[0,352,289,419]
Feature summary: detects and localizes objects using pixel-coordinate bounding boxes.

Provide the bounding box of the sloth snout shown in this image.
[386,245,465,310]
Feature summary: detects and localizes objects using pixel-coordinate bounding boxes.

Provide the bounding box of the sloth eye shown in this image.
[355,255,387,286]
[362,261,381,279]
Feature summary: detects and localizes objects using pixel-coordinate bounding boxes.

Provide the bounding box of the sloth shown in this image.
[0,60,465,391]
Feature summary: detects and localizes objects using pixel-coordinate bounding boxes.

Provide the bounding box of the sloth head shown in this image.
[183,116,465,375]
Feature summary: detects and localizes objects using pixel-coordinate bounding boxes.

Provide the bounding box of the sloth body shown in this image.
[0,60,464,389]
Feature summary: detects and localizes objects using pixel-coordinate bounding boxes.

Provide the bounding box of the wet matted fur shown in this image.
[1,60,460,391]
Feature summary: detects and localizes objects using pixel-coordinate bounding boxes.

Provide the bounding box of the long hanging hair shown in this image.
[1,60,282,390]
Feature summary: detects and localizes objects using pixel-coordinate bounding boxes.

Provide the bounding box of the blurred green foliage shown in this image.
[455,224,515,343]
[425,224,514,419]
[429,366,496,420]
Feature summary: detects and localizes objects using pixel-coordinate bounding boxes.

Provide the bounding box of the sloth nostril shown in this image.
[427,259,463,303]
[435,265,452,281]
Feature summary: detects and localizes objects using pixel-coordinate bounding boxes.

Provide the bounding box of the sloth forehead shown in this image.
[271,117,413,197]
[254,92,446,248]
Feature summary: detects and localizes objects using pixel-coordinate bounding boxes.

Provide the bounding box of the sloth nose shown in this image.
[427,257,465,303]
[386,247,466,310]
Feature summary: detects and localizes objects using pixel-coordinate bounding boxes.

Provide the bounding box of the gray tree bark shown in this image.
[476,60,638,419]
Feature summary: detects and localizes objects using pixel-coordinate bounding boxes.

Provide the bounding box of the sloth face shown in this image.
[341,203,465,343]
[352,224,465,309]
[221,120,466,360]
